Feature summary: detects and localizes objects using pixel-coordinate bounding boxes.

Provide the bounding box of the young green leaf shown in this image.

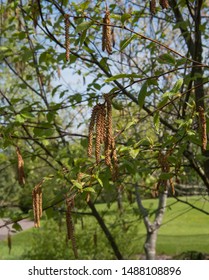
[76,21,93,32]
[121,13,132,25]
[138,82,147,109]
[153,111,160,133]
[120,35,137,51]
[158,53,176,65]
[172,78,183,93]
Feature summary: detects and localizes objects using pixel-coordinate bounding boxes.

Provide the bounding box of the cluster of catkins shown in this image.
[87,94,118,179]
[150,0,170,14]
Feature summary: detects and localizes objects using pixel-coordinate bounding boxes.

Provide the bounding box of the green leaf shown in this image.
[159,172,174,180]
[153,111,160,133]
[93,174,103,187]
[79,29,87,46]
[121,13,132,24]
[138,82,147,109]
[124,119,137,130]
[52,85,62,97]
[83,187,95,193]
[45,207,54,219]
[80,0,90,10]
[110,14,121,21]
[120,35,137,51]
[0,46,10,51]
[112,101,123,110]
[33,127,54,137]
[172,78,183,93]
[71,179,83,189]
[157,96,169,109]
[15,114,25,124]
[158,53,176,65]
[76,20,93,33]
[129,148,140,159]
[20,111,35,119]
[12,222,22,232]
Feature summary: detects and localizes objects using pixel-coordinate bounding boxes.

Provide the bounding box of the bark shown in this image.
[135,185,168,260]
[144,230,158,260]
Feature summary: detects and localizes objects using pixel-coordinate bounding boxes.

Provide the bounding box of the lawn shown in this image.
[0,196,209,259]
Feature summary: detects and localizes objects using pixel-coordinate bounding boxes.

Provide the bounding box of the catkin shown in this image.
[32,182,43,228]
[159,0,169,9]
[102,17,107,52]
[198,106,207,152]
[64,14,70,61]
[66,197,78,259]
[87,105,99,157]
[16,146,25,185]
[87,94,118,179]
[157,151,171,192]
[105,95,113,166]
[102,7,112,54]
[95,106,103,163]
[169,178,175,195]
[150,0,156,14]
[7,232,12,254]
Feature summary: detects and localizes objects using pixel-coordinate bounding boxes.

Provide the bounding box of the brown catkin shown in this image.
[32,182,43,228]
[7,232,12,254]
[66,197,78,258]
[16,146,25,185]
[159,0,169,9]
[87,105,99,157]
[105,96,112,166]
[100,105,106,144]
[102,7,112,54]
[169,178,175,195]
[157,151,170,191]
[64,14,70,61]
[87,94,118,176]
[199,106,207,151]
[102,17,107,52]
[150,0,156,14]
[95,105,103,164]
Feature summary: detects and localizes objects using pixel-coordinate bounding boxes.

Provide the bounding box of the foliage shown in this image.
[0,0,209,259]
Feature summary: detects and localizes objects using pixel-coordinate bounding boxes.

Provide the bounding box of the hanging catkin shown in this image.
[198,106,207,151]
[102,6,112,54]
[105,96,113,167]
[7,231,12,254]
[32,181,43,228]
[95,105,103,164]
[87,94,118,179]
[64,14,70,61]
[16,146,25,185]
[157,151,170,192]
[159,0,169,9]
[150,0,156,14]
[87,105,99,157]
[66,197,78,259]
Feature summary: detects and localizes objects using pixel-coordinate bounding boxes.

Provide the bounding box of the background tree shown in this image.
[0,0,209,260]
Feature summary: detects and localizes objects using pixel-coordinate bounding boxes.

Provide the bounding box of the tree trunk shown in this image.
[144,229,158,260]
[135,185,168,260]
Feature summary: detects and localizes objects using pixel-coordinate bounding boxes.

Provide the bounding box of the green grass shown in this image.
[0,196,209,259]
